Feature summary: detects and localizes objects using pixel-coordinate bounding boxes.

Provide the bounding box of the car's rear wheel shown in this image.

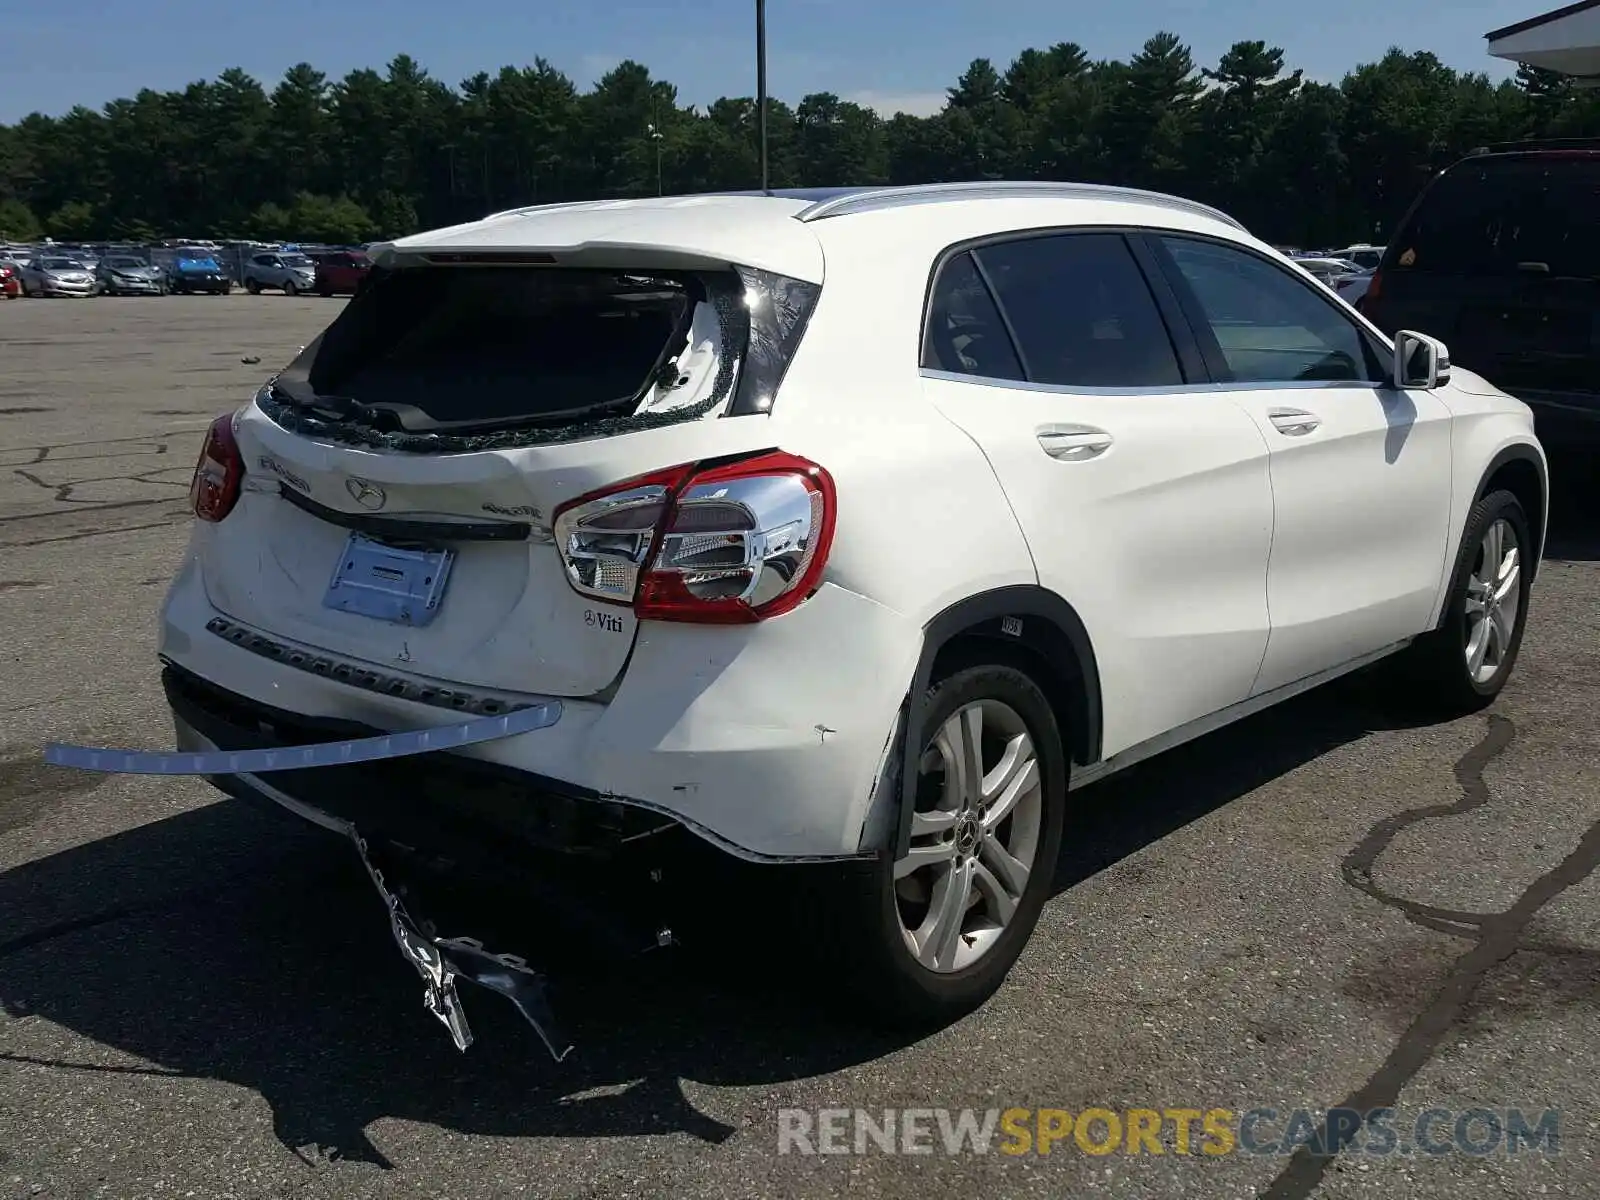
[825,660,1067,1028]
[245,278,260,295]
[1393,489,1532,713]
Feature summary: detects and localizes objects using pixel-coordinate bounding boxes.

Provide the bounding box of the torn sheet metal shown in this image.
[352,831,573,1060]
[43,701,561,776]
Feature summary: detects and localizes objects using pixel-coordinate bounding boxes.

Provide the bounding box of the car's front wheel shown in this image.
[827,660,1067,1028]
[1394,488,1533,713]
[282,279,298,296]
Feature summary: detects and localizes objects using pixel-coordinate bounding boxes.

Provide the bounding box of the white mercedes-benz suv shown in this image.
[148,181,1546,1029]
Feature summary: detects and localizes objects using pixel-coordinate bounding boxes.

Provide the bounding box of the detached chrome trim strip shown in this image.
[45,700,561,776]
[204,616,545,718]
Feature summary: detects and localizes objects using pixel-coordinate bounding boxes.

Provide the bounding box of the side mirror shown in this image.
[1393,330,1451,389]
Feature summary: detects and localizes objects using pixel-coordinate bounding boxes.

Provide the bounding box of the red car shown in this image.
[310,250,370,296]
[0,264,19,299]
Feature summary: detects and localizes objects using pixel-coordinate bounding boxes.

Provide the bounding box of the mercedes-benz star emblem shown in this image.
[346,477,386,510]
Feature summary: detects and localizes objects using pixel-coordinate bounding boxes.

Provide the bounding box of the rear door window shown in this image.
[971,233,1184,388]
[1395,158,1600,279]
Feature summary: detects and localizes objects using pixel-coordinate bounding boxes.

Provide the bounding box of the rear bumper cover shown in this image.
[156,551,921,861]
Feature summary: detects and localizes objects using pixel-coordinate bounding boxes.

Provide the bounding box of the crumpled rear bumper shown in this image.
[149,665,691,1056]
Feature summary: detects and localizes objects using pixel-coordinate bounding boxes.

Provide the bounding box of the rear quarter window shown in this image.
[1394,157,1600,279]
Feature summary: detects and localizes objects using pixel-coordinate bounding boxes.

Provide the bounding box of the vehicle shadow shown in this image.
[1051,670,1432,896]
[0,671,1440,1167]
[2,468,1592,1165]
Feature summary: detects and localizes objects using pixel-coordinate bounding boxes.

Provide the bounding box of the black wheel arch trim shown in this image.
[1473,442,1547,574]
[891,585,1103,860]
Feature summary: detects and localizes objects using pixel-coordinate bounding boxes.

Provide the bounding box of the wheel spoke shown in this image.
[909,808,960,838]
[894,839,957,880]
[1493,548,1520,604]
[1464,577,1489,615]
[980,837,1030,898]
[913,858,974,969]
[982,750,1038,834]
[1489,606,1513,661]
[971,857,1019,927]
[982,732,1034,804]
[1467,618,1491,676]
[1481,522,1502,580]
[935,706,985,810]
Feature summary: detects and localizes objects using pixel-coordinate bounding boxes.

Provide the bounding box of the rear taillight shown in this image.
[553,451,836,623]
[189,412,245,522]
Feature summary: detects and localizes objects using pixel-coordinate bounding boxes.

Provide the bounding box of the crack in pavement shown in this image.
[1261,713,1600,1199]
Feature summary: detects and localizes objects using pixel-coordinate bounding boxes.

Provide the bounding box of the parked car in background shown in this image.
[1334,271,1375,309]
[19,256,96,297]
[145,182,1546,1038]
[1328,243,1385,271]
[244,251,317,295]
[1289,255,1365,290]
[50,245,99,274]
[167,250,233,295]
[96,255,166,296]
[309,249,370,296]
[0,263,19,299]
[1362,139,1600,449]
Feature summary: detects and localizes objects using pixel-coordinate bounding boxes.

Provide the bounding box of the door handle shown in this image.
[1266,407,1322,436]
[1036,425,1114,461]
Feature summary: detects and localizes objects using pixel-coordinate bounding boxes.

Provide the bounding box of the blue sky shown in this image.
[0,0,1547,123]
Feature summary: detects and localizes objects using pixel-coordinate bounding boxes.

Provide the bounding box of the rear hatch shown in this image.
[203,240,821,699]
[1367,152,1600,398]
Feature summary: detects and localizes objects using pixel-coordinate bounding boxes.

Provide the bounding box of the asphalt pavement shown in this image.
[1,295,1597,1199]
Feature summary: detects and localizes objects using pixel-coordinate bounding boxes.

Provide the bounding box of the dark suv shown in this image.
[1362,141,1600,448]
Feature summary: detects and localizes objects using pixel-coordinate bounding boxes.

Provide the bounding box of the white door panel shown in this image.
[927,379,1275,756]
[1234,383,1455,693]
[1145,232,1457,696]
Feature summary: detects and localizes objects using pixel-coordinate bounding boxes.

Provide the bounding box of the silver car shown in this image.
[19,256,97,297]
[243,251,317,295]
[96,255,167,296]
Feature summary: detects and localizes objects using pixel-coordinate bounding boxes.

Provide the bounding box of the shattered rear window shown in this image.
[262,265,751,451]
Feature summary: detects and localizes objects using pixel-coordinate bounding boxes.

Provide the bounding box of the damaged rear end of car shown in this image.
[54,197,903,1057]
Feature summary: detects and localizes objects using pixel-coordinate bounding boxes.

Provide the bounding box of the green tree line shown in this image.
[1,35,1596,248]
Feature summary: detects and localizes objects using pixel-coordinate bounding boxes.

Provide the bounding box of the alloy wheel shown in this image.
[1463,517,1521,685]
[894,698,1044,973]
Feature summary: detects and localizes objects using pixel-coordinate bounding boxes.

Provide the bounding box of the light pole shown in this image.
[647,122,664,196]
[756,0,769,193]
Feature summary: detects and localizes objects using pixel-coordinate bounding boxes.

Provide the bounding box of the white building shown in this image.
[1487,0,1600,84]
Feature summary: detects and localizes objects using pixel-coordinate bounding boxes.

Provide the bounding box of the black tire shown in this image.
[319,285,333,298]
[282,279,298,296]
[245,278,260,295]
[821,659,1068,1029]
[1391,489,1533,714]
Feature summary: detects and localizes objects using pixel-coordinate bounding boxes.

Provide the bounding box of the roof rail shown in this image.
[793,180,1247,231]
[1469,137,1600,155]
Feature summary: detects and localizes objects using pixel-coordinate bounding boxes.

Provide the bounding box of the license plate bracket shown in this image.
[323,533,454,627]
